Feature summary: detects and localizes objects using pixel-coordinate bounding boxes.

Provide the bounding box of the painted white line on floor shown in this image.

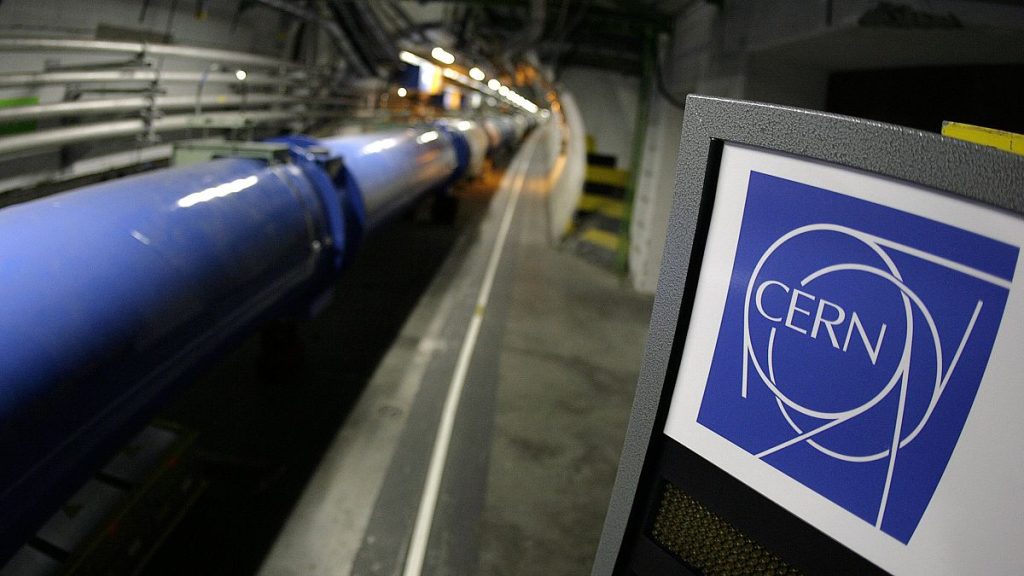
[258,236,465,576]
[401,135,538,576]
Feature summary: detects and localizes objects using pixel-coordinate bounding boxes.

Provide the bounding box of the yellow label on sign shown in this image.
[942,122,1023,157]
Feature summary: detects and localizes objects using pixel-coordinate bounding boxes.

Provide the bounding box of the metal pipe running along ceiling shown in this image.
[0,115,532,564]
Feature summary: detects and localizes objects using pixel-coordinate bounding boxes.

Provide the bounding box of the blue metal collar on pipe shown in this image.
[305,127,458,231]
[436,123,473,182]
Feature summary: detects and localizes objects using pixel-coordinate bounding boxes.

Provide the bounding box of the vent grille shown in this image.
[651,482,801,576]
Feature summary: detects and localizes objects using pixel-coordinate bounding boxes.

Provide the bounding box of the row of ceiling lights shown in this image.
[398,47,541,115]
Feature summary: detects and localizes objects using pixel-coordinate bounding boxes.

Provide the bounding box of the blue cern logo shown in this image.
[697,172,1018,543]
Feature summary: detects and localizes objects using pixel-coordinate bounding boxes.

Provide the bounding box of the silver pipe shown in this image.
[0,110,298,156]
[0,38,300,70]
[0,118,146,156]
[0,144,174,196]
[0,69,305,88]
[0,94,303,122]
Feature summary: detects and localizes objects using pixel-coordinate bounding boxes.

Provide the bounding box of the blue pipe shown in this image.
[315,126,458,230]
[0,158,333,559]
[0,121,467,561]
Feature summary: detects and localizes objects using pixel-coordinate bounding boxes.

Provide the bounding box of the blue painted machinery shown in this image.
[0,118,527,561]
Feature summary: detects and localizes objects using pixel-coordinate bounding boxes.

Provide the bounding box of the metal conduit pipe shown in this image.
[0,70,306,89]
[0,38,300,71]
[0,144,175,197]
[0,110,298,156]
[0,94,304,123]
[0,118,507,562]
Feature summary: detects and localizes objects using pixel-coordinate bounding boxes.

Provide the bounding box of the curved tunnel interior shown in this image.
[1,1,1022,575]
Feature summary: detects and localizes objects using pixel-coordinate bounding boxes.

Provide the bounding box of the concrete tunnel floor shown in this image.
[142,135,654,575]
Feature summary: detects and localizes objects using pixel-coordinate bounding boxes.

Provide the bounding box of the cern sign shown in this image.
[697,171,1018,543]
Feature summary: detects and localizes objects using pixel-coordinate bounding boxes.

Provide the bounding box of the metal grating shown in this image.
[651,482,801,576]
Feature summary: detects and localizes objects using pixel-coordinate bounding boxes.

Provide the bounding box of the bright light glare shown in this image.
[469,67,485,81]
[442,68,459,80]
[235,69,247,81]
[487,79,501,91]
[362,137,399,154]
[178,176,258,208]
[416,130,439,144]
[456,120,474,131]
[431,46,455,65]
[399,51,423,65]
[397,87,408,97]
[498,86,510,97]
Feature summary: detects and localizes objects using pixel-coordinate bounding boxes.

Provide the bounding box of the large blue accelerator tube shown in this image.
[0,119,511,560]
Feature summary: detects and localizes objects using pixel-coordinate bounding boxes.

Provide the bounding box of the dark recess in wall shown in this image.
[826,64,1024,134]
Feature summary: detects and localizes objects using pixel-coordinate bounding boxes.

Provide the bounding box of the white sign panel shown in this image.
[664,143,1024,574]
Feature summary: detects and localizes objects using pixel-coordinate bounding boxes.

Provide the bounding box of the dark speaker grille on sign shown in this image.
[651,482,801,576]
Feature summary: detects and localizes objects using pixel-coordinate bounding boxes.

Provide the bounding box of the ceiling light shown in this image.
[431,46,455,65]
[469,67,485,81]
[399,51,423,65]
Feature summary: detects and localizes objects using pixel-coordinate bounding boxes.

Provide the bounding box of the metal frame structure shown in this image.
[0,37,355,198]
[592,95,1024,575]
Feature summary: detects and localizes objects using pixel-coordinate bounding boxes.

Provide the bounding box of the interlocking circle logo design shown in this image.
[697,172,1018,543]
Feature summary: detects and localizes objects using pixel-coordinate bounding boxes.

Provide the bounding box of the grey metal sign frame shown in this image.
[592,95,1024,575]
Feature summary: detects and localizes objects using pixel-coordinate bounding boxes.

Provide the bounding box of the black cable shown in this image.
[327,0,377,75]
[653,34,687,110]
[384,1,428,43]
[551,0,570,42]
[357,0,398,64]
[550,0,594,76]
[456,5,473,50]
[373,1,403,38]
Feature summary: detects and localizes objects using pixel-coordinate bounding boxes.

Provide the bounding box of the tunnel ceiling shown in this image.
[424,0,688,76]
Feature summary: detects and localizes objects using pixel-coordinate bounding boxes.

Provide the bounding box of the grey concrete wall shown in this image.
[559,67,639,169]
[627,0,1024,293]
[628,90,684,294]
[0,0,285,55]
